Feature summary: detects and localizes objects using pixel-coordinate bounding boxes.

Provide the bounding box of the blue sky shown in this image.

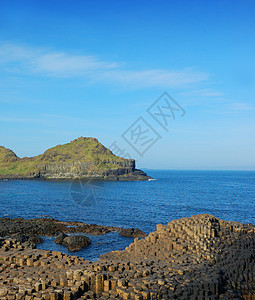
[0,0,254,170]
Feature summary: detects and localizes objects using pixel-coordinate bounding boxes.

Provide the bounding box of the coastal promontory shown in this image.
[0,137,150,180]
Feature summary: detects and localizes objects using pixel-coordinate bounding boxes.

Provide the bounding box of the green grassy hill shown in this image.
[0,137,149,180]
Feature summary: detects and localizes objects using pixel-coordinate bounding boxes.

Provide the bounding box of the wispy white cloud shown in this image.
[34,53,118,76]
[180,88,223,97]
[0,41,209,89]
[96,69,209,88]
[228,102,254,111]
[202,100,254,115]
[178,87,254,114]
[191,89,223,97]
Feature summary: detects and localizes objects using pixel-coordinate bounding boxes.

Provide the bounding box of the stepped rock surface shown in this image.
[0,137,150,180]
[0,214,254,299]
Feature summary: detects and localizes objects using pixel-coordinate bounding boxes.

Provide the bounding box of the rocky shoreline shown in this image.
[0,214,254,299]
[0,171,152,181]
[0,217,147,252]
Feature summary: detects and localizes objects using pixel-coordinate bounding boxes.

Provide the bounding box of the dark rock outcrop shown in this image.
[54,232,68,244]
[58,235,91,252]
[0,217,146,251]
[8,233,43,249]
[118,228,147,238]
[0,217,117,237]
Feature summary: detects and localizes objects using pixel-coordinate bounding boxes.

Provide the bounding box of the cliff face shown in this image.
[37,160,135,179]
[0,137,150,180]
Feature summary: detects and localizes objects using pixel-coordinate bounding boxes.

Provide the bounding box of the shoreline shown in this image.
[0,173,153,181]
[0,216,147,240]
[0,214,254,299]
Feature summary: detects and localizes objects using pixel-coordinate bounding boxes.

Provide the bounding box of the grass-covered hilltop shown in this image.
[0,137,150,180]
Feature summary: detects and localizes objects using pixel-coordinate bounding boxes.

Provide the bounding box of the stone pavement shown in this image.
[0,214,254,299]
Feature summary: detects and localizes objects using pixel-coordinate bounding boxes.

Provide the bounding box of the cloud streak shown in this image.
[0,41,209,89]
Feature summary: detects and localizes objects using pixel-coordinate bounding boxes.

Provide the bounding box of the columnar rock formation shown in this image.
[0,214,254,299]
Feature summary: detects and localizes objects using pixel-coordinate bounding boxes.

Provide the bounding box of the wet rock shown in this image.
[0,237,4,248]
[10,233,44,248]
[0,217,138,237]
[10,233,28,243]
[54,232,68,244]
[61,235,91,252]
[119,228,147,238]
[28,235,44,245]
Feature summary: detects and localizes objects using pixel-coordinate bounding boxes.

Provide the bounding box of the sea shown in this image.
[0,170,254,261]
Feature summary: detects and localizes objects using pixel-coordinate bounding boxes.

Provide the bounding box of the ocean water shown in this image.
[0,170,254,260]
